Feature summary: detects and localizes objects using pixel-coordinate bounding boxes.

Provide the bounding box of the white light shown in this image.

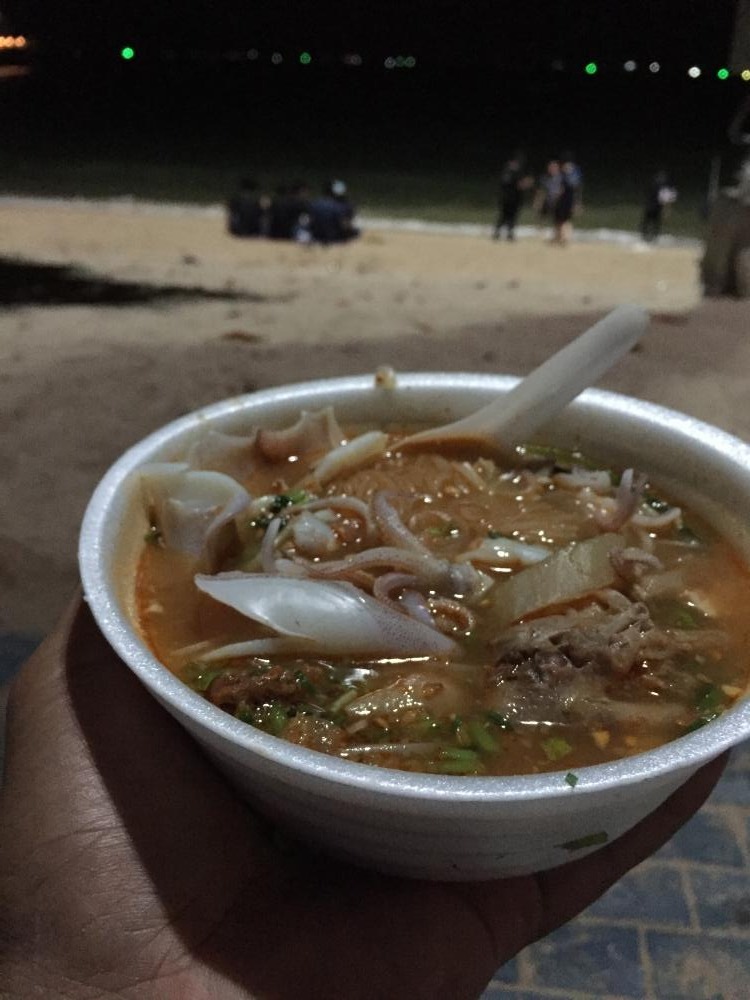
[688,65,701,78]
[624,60,637,72]
[384,56,396,69]
[271,51,283,65]
[649,61,660,73]
[247,48,259,60]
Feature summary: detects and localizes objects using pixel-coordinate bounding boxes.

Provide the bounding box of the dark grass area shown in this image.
[0,60,746,236]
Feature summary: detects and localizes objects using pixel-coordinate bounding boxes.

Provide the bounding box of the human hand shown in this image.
[0,597,726,1000]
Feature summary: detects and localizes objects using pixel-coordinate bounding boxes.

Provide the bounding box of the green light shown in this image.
[299,51,311,65]
[120,46,135,61]
[585,62,598,75]
[717,67,729,80]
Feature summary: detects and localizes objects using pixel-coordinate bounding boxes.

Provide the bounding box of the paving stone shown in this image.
[585,862,690,925]
[524,923,643,997]
[647,930,750,999]
[690,867,750,931]
[654,807,745,868]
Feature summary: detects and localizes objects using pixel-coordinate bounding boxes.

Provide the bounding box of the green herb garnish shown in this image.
[467,720,500,753]
[542,737,573,762]
[486,710,513,730]
[564,772,579,788]
[183,661,224,692]
[559,830,609,851]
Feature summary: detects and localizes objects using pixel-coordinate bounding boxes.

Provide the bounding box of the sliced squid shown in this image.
[194,573,459,659]
[140,463,250,571]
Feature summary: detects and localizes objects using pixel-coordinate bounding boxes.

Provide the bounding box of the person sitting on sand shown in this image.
[226,178,270,238]
[309,180,360,245]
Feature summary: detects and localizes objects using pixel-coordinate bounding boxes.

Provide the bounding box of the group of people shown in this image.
[493,152,584,245]
[493,152,678,245]
[227,178,360,245]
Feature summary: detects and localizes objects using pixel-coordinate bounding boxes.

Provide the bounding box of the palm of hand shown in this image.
[0,601,725,999]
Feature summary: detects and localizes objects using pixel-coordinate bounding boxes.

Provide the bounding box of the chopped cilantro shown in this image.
[559,830,609,851]
[564,772,579,788]
[542,736,573,762]
[695,683,723,715]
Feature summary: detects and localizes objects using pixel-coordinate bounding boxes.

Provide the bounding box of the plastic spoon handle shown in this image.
[401,304,649,452]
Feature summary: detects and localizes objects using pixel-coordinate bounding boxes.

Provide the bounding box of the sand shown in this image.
[0,197,748,635]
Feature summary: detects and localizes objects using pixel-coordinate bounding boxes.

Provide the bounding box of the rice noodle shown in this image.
[595,468,647,531]
[372,491,432,555]
[260,517,283,573]
[311,431,389,485]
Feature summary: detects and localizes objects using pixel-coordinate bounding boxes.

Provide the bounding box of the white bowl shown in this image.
[79,373,750,880]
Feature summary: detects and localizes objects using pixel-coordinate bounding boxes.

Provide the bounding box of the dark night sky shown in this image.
[2,1,740,68]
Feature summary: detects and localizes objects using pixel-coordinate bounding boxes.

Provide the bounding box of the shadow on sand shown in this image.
[0,256,278,307]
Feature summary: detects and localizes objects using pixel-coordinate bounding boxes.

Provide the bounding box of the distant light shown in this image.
[584,62,598,75]
[15,35,27,49]
[299,51,311,65]
[271,52,283,65]
[384,56,396,69]
[404,55,416,68]
[120,46,135,61]
[742,69,750,82]
[623,60,637,72]
[343,53,362,67]
[717,67,729,80]
[551,59,565,72]
[247,48,259,61]
[395,56,405,68]
[688,66,701,79]
[649,61,661,73]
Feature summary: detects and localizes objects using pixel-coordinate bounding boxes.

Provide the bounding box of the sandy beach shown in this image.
[0,197,748,635]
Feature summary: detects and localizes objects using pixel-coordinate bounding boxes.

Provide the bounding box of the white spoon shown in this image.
[398,304,648,453]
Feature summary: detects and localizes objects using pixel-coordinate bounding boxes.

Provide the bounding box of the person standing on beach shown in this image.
[534,159,563,224]
[552,154,583,246]
[641,171,677,243]
[493,152,531,241]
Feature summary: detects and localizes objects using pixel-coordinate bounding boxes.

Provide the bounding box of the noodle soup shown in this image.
[135,409,750,777]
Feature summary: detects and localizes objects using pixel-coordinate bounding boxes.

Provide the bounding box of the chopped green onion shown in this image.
[182,661,224,692]
[435,747,482,774]
[486,710,513,730]
[695,683,723,715]
[564,772,579,788]
[542,737,573,762]
[467,720,500,753]
[294,669,317,694]
[558,830,609,851]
